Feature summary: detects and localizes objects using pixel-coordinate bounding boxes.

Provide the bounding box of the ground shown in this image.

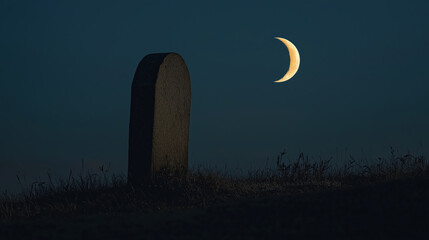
[1,176,427,239]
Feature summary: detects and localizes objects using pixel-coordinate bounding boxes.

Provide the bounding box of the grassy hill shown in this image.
[1,150,428,239]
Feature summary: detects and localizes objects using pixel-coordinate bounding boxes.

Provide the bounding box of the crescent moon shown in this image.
[274,37,300,83]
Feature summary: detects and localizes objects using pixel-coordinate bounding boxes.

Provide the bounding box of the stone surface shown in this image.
[128,53,191,185]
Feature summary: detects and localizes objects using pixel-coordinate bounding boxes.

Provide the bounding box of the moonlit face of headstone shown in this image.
[128,53,191,185]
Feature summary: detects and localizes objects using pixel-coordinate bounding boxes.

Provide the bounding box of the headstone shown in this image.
[128,53,191,185]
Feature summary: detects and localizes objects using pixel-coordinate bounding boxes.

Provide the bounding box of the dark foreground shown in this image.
[1,176,428,240]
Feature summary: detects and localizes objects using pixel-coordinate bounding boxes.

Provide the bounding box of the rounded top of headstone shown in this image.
[132,53,188,88]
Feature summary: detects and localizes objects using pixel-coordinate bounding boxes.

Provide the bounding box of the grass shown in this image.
[0,148,427,222]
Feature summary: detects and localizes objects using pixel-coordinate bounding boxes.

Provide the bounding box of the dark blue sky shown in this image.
[1,0,428,192]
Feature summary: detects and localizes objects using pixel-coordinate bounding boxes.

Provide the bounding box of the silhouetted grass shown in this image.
[0,148,427,222]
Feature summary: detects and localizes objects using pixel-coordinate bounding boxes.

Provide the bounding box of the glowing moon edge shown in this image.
[274,37,300,83]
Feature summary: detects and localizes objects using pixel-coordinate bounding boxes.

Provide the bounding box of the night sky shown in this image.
[1,0,428,192]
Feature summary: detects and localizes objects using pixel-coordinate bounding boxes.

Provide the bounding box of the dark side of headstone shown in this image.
[128,53,191,186]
